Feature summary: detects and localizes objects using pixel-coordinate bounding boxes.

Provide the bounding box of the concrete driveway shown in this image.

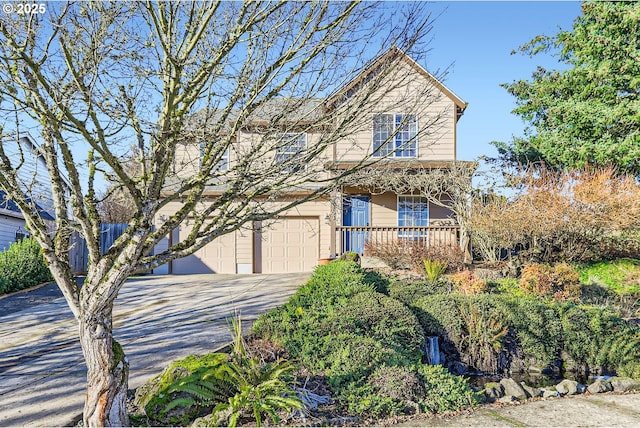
[0,273,309,427]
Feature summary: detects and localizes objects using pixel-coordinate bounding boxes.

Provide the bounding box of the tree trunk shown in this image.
[79,307,129,427]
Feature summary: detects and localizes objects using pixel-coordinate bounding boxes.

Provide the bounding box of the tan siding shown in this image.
[334,60,457,163]
[429,202,456,226]
[371,193,397,227]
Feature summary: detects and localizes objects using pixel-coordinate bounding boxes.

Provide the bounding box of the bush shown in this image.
[319,334,410,389]
[418,244,466,273]
[519,262,582,301]
[365,240,464,274]
[289,260,374,309]
[498,297,563,368]
[387,279,450,306]
[0,238,53,294]
[417,365,478,413]
[364,239,415,270]
[369,365,424,403]
[448,270,488,295]
[330,291,424,361]
[557,303,640,373]
[468,168,640,263]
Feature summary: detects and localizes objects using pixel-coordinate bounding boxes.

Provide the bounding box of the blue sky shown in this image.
[422,1,583,162]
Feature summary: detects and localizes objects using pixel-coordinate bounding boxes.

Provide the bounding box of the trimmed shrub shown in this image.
[330,291,424,361]
[387,279,450,306]
[322,334,408,389]
[417,365,478,413]
[288,260,375,309]
[557,303,640,372]
[0,238,53,294]
[499,296,563,368]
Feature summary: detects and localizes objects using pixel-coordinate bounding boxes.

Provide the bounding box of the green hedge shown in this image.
[411,293,640,375]
[252,260,477,419]
[0,238,53,294]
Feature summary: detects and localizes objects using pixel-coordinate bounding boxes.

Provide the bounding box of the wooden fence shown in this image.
[69,223,129,274]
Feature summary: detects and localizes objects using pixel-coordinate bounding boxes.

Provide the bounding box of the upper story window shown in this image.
[275,133,307,171]
[200,143,229,172]
[373,113,417,158]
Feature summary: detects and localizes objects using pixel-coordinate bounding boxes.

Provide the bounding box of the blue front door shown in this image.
[343,196,370,254]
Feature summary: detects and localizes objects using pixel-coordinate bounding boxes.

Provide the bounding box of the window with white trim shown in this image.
[215,148,230,171]
[398,195,428,238]
[200,143,229,172]
[275,133,306,171]
[373,113,417,157]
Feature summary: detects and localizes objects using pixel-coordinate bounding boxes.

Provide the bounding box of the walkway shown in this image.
[0,273,308,427]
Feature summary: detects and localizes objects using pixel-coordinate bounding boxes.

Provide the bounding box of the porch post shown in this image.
[329,188,340,256]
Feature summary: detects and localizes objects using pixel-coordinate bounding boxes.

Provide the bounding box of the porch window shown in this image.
[398,195,428,238]
[373,114,417,157]
[275,133,307,172]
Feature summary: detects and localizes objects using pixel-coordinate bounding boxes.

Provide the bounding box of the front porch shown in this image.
[335,225,461,255]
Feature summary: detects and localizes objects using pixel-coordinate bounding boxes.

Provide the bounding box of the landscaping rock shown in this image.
[542,389,560,399]
[520,382,541,398]
[497,395,519,404]
[447,361,469,376]
[555,379,579,395]
[587,378,613,394]
[609,377,640,392]
[499,378,528,400]
[483,382,504,402]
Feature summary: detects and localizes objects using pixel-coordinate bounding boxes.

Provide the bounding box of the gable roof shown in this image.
[327,46,468,118]
[0,190,55,221]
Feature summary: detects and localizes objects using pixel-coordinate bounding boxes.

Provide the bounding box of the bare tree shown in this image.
[345,161,477,262]
[97,153,141,223]
[0,2,444,426]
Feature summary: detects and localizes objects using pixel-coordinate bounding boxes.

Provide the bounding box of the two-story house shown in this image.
[155,48,469,274]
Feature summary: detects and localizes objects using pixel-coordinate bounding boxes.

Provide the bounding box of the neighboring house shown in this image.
[0,135,66,251]
[156,48,469,274]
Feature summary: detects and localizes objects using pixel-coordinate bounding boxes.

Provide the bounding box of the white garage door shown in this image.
[172,224,236,274]
[260,217,319,273]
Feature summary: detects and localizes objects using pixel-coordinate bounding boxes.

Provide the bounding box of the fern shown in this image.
[163,397,197,413]
[210,312,304,427]
[161,361,238,420]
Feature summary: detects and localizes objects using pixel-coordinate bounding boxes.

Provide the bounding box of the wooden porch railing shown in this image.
[336,225,461,255]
